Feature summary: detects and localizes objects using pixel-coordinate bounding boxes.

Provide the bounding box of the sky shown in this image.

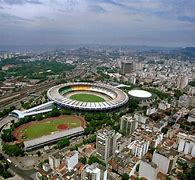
[0,0,195,47]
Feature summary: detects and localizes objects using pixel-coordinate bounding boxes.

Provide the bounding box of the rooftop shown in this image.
[128,89,152,98]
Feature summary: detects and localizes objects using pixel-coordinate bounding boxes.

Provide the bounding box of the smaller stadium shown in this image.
[12,115,85,150]
[128,89,152,99]
[128,89,157,105]
[47,82,129,111]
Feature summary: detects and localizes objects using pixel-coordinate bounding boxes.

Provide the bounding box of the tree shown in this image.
[136,164,140,172]
[161,127,168,134]
[174,89,183,100]
[0,153,3,160]
[57,137,70,149]
[122,173,129,180]
[80,157,87,164]
[49,108,60,117]
[3,144,23,156]
[191,164,195,179]
[60,109,72,115]
[128,99,139,112]
[1,129,13,142]
[88,155,106,166]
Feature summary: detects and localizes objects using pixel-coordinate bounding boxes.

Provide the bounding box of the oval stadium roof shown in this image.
[128,89,152,98]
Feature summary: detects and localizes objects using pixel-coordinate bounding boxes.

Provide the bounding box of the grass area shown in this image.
[13,116,83,141]
[70,93,105,102]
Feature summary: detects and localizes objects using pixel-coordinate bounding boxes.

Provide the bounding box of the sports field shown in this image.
[70,93,105,102]
[12,115,85,141]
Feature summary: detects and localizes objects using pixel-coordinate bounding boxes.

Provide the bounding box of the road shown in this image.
[5,156,37,180]
[0,116,13,130]
[9,163,36,180]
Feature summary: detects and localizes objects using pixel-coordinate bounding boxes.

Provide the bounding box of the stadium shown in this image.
[128,89,157,105]
[47,82,129,111]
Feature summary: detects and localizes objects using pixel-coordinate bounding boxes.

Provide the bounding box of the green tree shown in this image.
[121,173,129,180]
[1,129,13,142]
[57,137,70,149]
[3,144,23,156]
[80,157,87,164]
[128,99,139,112]
[191,164,195,179]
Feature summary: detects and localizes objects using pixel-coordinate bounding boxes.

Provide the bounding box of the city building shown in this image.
[49,152,61,170]
[108,148,140,176]
[152,149,178,174]
[81,163,107,180]
[120,61,135,75]
[64,150,79,171]
[176,75,188,89]
[49,150,79,171]
[178,94,195,108]
[107,172,121,180]
[96,129,121,160]
[177,132,195,157]
[78,143,96,158]
[120,115,138,135]
[158,100,171,110]
[134,113,148,124]
[187,108,195,122]
[139,158,158,180]
[128,139,150,158]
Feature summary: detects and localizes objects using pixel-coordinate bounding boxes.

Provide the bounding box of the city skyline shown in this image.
[0,0,195,47]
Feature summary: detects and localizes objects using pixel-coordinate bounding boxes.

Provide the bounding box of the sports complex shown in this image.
[12,115,85,150]
[47,82,129,111]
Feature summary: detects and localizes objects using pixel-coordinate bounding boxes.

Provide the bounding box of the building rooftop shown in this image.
[128,89,152,98]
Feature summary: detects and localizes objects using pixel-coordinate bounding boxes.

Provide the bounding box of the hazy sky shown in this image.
[0,0,195,47]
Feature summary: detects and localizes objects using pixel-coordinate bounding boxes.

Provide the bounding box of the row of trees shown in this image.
[0,106,15,118]
[57,137,70,149]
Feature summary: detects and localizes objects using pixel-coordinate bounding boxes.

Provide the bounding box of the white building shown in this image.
[120,115,138,135]
[152,150,178,174]
[128,139,150,159]
[49,150,79,171]
[96,129,121,160]
[139,158,158,180]
[81,163,107,180]
[158,100,171,110]
[177,75,188,89]
[177,132,195,157]
[146,107,157,116]
[64,150,78,171]
[134,114,148,124]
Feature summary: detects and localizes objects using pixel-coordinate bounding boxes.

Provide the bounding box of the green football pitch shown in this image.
[13,115,84,141]
[69,93,105,102]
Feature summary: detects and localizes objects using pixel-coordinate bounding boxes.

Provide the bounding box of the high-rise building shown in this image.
[120,61,135,75]
[49,153,61,170]
[139,158,158,180]
[120,115,138,135]
[64,150,78,171]
[152,150,178,174]
[176,75,188,89]
[96,129,121,160]
[177,132,195,157]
